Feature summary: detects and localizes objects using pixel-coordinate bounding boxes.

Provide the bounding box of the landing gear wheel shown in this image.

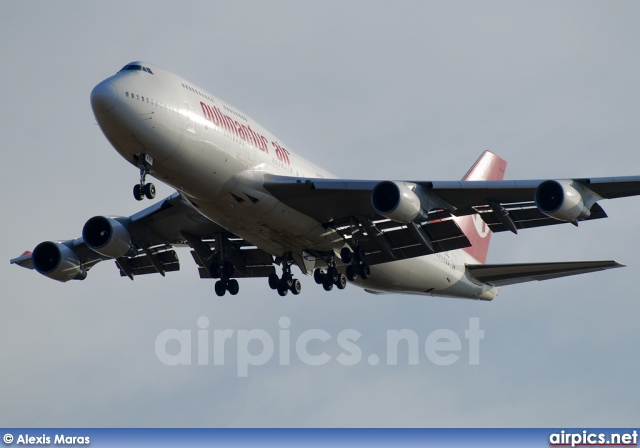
[214,280,226,297]
[354,246,366,263]
[340,247,352,264]
[133,184,144,201]
[277,283,289,296]
[358,263,371,280]
[336,273,347,290]
[290,279,302,295]
[268,273,280,290]
[327,267,339,283]
[144,183,156,200]
[323,279,334,291]
[346,265,358,281]
[282,274,294,288]
[314,269,325,284]
[227,279,239,295]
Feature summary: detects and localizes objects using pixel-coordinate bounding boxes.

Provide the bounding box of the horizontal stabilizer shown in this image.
[466,260,624,287]
[10,251,34,269]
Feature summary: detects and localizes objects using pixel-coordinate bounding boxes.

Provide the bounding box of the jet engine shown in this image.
[82,216,133,258]
[32,241,86,282]
[371,181,425,223]
[534,180,591,222]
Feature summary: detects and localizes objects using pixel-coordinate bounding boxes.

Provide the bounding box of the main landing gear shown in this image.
[133,154,156,201]
[268,262,302,297]
[211,260,239,297]
[313,246,371,291]
[313,245,370,293]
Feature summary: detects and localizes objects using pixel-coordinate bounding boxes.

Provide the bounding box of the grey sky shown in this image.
[1,0,640,427]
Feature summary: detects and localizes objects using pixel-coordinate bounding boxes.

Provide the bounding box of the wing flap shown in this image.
[116,247,180,278]
[478,202,608,233]
[466,260,624,287]
[190,249,276,278]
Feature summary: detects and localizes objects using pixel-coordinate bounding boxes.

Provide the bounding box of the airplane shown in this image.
[10,61,640,300]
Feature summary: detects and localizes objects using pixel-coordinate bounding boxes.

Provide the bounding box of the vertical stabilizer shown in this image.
[456,151,507,264]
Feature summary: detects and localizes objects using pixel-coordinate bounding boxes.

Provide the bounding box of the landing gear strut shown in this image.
[314,245,370,293]
[268,261,302,296]
[344,245,370,280]
[314,259,348,293]
[212,260,239,297]
[133,154,156,201]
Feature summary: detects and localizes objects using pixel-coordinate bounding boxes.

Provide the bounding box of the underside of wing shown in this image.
[11,192,276,282]
[263,164,640,265]
[465,260,624,287]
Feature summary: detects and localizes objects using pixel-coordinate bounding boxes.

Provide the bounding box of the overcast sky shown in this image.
[2,1,640,428]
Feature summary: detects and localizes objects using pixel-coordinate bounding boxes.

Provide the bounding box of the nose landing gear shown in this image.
[133,154,156,201]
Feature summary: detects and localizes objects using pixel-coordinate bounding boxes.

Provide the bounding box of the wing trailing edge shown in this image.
[466,260,624,287]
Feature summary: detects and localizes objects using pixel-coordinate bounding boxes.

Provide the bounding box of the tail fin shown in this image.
[456,151,507,264]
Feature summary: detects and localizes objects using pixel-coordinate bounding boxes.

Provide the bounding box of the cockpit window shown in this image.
[118,64,154,75]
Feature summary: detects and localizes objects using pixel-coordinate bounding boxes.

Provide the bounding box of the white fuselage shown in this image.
[91,62,497,300]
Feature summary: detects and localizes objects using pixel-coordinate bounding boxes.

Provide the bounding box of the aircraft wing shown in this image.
[10,192,276,281]
[465,260,624,287]
[263,174,640,235]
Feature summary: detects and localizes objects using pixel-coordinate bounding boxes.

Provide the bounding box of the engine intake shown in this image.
[82,216,133,258]
[535,180,591,222]
[32,241,86,282]
[371,181,424,223]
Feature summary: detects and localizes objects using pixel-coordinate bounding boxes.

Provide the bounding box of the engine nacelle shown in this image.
[371,181,424,223]
[534,180,591,222]
[82,216,133,258]
[32,241,86,282]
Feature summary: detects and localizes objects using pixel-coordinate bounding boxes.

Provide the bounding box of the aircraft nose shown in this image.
[90,81,118,113]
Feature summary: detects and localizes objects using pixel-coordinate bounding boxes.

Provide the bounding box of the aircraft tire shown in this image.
[268,273,280,289]
[277,283,289,296]
[358,263,371,280]
[227,279,239,295]
[327,267,339,283]
[313,269,325,284]
[290,279,302,295]
[214,280,226,297]
[133,184,144,201]
[346,265,358,281]
[336,273,347,289]
[144,183,156,200]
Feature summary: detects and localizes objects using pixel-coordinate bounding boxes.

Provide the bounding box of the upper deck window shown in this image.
[118,64,154,75]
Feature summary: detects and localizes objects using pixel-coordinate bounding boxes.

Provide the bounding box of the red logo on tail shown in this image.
[456,151,507,264]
